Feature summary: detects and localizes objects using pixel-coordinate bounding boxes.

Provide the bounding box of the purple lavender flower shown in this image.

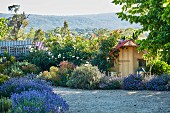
[146,74,170,91]
[123,74,145,90]
[11,90,69,113]
[0,77,52,97]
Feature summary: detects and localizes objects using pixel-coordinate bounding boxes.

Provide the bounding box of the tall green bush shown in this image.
[146,60,170,75]
[67,64,102,89]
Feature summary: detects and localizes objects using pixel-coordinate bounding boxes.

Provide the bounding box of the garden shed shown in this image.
[110,40,146,76]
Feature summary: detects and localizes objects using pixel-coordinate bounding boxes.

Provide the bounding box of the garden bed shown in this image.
[54,87,170,113]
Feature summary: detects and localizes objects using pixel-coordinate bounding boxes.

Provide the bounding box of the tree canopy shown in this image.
[0,18,10,40]
[112,0,170,64]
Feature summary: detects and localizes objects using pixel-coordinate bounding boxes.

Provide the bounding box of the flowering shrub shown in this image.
[22,50,56,70]
[146,74,170,91]
[39,67,60,86]
[123,74,145,90]
[98,76,122,89]
[58,61,75,86]
[67,64,102,89]
[11,90,69,113]
[21,63,41,74]
[0,77,52,97]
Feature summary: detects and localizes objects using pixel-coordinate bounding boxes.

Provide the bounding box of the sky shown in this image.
[0,0,121,16]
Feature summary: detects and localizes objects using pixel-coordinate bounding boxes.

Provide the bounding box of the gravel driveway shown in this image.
[53,87,170,113]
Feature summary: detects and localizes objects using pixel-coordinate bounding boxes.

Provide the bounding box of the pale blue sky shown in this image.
[0,0,121,15]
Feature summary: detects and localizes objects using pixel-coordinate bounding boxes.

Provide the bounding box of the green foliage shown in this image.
[60,20,70,37]
[92,31,119,74]
[146,60,170,75]
[67,64,102,89]
[0,74,9,85]
[112,0,170,64]
[50,35,93,66]
[3,61,40,77]
[39,66,60,86]
[4,66,24,77]
[58,61,75,86]
[34,28,46,42]
[24,50,56,71]
[7,5,29,40]
[0,97,12,113]
[0,18,10,40]
[0,52,16,73]
[21,63,41,74]
[162,0,170,25]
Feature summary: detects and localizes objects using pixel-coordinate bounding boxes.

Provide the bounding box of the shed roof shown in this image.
[115,39,138,50]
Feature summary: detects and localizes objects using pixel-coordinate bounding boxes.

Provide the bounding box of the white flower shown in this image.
[86,61,89,64]
[48,52,51,56]
[58,54,61,58]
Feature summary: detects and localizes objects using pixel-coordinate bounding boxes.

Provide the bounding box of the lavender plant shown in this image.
[0,77,52,97]
[146,74,170,91]
[98,76,123,89]
[11,90,69,113]
[123,74,145,90]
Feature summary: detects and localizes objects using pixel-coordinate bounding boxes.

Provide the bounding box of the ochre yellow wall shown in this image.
[114,46,144,76]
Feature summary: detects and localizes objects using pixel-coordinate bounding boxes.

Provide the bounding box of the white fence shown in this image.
[0,40,34,56]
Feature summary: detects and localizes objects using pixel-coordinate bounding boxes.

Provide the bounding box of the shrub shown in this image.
[22,50,56,70]
[50,66,60,85]
[0,64,5,73]
[123,74,145,90]
[59,61,75,75]
[0,74,9,85]
[11,90,69,113]
[38,66,60,86]
[58,61,75,87]
[98,76,122,89]
[146,74,170,91]
[67,64,102,89]
[9,67,24,77]
[0,77,52,97]
[3,61,41,77]
[0,52,16,73]
[0,97,12,113]
[21,63,41,74]
[146,60,170,75]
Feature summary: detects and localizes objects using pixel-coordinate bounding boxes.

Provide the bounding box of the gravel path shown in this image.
[53,87,170,113]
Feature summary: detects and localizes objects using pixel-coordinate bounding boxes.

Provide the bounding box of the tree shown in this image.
[92,31,120,75]
[7,5,29,40]
[60,20,70,37]
[27,27,35,39]
[0,18,10,40]
[112,0,170,64]
[34,29,46,42]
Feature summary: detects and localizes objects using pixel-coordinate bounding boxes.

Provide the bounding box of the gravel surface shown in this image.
[53,87,170,113]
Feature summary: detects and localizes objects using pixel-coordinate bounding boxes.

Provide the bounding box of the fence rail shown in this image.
[0,40,34,56]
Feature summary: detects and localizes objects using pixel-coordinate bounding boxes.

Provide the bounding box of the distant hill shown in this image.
[0,13,140,31]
